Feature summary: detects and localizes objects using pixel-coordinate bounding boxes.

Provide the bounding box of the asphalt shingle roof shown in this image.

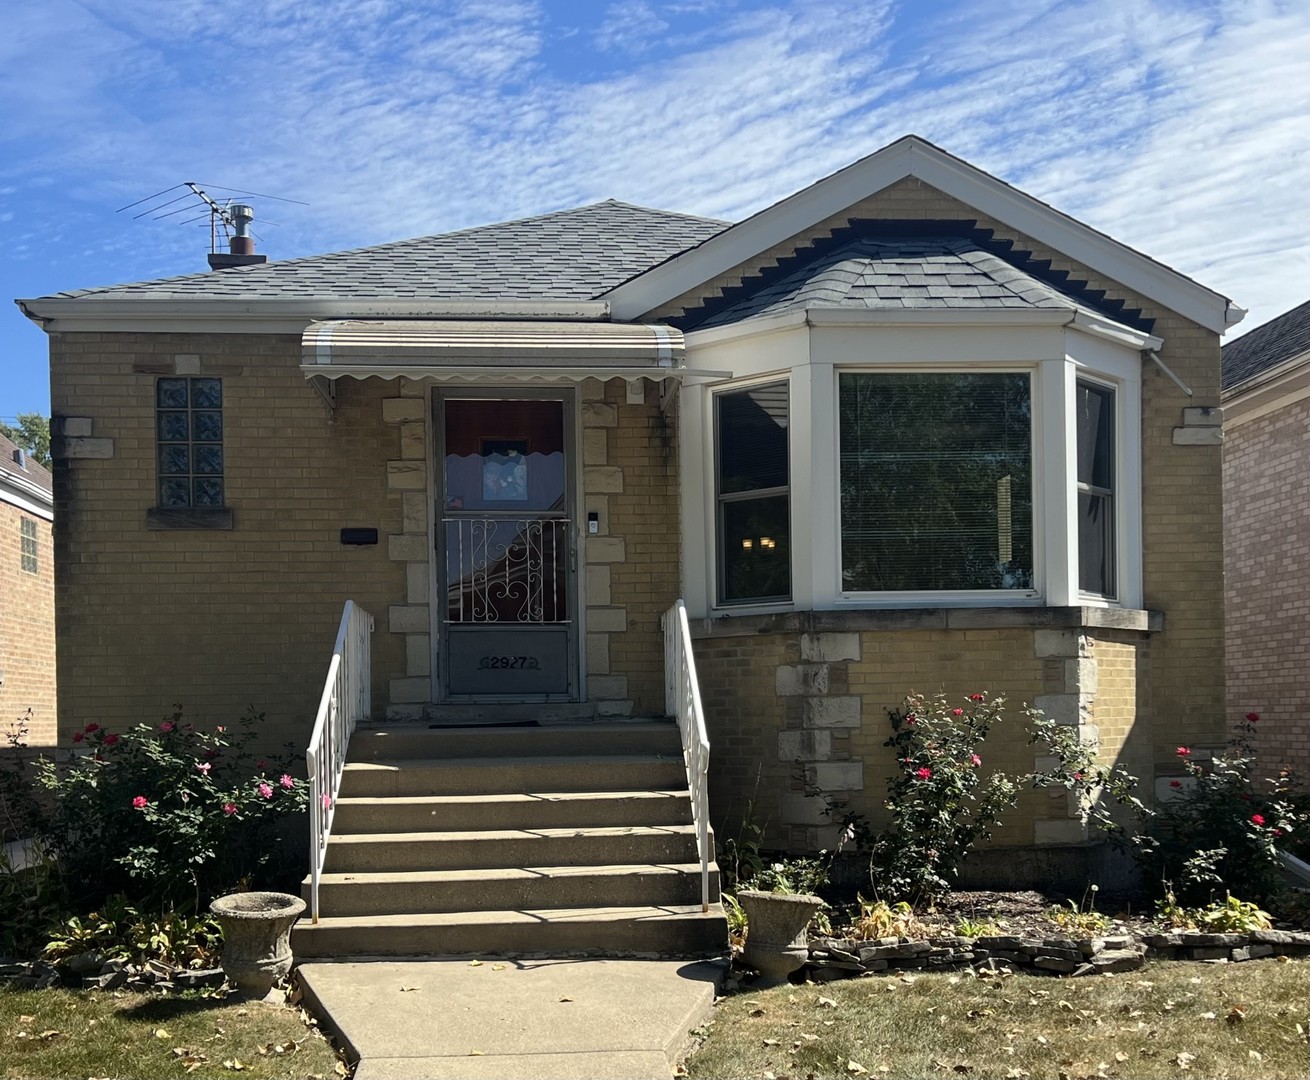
[1221,299,1310,391]
[691,235,1133,329]
[0,431,53,496]
[50,201,728,302]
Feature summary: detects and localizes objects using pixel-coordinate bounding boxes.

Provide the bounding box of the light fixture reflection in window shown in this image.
[741,536,778,551]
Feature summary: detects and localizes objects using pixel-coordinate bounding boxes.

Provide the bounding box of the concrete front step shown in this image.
[340,755,686,797]
[331,789,693,834]
[291,903,729,959]
[323,824,700,874]
[349,721,680,762]
[306,862,722,917]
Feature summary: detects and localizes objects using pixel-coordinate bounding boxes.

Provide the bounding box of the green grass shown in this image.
[0,986,342,1080]
[687,960,1310,1080]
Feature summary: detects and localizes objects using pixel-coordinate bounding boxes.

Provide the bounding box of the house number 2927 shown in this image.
[477,656,541,670]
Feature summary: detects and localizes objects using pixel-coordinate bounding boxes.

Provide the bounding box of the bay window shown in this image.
[1076,380,1115,597]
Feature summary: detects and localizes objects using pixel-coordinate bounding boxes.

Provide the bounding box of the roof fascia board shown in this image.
[0,474,54,519]
[1222,364,1310,427]
[608,137,1234,334]
[17,297,612,333]
[684,306,1073,347]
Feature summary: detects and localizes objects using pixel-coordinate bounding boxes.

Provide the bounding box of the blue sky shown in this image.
[2,0,1307,419]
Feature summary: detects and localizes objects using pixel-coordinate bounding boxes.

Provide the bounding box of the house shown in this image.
[17,136,1241,953]
[0,431,55,747]
[1222,300,1310,781]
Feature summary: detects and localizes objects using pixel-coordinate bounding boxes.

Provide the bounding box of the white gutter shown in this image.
[16,297,613,333]
[0,472,54,521]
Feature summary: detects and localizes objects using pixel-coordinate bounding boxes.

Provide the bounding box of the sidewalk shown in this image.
[297,956,724,1080]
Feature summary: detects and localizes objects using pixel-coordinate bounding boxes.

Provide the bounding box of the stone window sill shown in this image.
[146,507,235,530]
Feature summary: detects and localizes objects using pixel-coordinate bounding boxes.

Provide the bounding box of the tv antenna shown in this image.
[116,182,309,255]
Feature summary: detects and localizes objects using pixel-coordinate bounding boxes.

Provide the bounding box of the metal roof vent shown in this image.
[208,202,269,271]
[11,447,25,469]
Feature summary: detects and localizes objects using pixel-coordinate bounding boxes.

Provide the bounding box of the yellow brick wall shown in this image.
[695,623,1153,856]
[0,501,56,745]
[49,332,405,748]
[655,176,1228,767]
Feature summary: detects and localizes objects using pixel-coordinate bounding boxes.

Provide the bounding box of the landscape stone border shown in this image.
[804,929,1310,981]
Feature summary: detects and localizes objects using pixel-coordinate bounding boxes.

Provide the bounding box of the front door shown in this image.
[436,390,578,700]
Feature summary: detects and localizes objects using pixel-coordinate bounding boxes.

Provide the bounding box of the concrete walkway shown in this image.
[297,957,725,1080]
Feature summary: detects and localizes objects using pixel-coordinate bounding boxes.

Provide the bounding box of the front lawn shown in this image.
[686,959,1310,1080]
[0,987,342,1080]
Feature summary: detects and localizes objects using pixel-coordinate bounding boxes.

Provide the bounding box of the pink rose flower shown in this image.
[320,793,332,809]
[970,754,982,767]
[969,693,984,702]
[915,767,932,780]
[196,761,212,775]
[132,795,147,809]
[1250,813,1266,827]
[951,708,964,717]
[160,720,175,733]
[258,782,273,799]
[1176,746,1191,757]
[279,774,295,790]
[223,802,238,816]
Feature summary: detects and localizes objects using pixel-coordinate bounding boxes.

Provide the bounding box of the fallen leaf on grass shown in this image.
[36,1030,61,1041]
[1174,1051,1195,1070]
[558,996,574,1002]
[236,1009,249,1017]
[468,1050,484,1056]
[399,986,421,992]
[221,1060,247,1071]
[18,1015,35,1024]
[847,1060,868,1075]
[492,963,507,971]
[1004,1070,1029,1079]
[1225,1006,1246,1025]
[1248,1050,1263,1063]
[469,960,483,967]
[818,996,838,1009]
[1198,1011,1216,1021]
[761,1038,780,1047]
[154,1028,171,1039]
[1115,1052,1129,1063]
[799,1032,819,1042]
[749,1008,766,1017]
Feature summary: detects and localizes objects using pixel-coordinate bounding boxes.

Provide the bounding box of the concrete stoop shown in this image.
[293,720,727,960]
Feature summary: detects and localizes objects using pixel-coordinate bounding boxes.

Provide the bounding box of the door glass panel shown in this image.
[443,399,566,513]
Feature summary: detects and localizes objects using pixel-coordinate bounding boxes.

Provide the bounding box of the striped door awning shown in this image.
[300,319,703,383]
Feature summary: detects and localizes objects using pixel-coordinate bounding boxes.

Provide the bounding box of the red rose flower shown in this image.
[223,802,238,816]
[951,708,964,717]
[160,720,175,733]
[1245,712,1260,722]
[72,731,84,743]
[132,795,147,809]
[1250,814,1266,827]
[103,733,119,747]
[970,693,984,702]
[1175,746,1191,757]
[1169,780,1182,789]
[84,722,100,733]
[915,767,932,780]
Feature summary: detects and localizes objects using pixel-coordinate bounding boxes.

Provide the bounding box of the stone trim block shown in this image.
[386,461,425,491]
[405,633,431,677]
[582,429,608,466]
[805,761,863,792]
[582,402,617,428]
[1182,406,1223,427]
[1173,426,1223,445]
[1034,693,1092,727]
[406,562,430,604]
[586,632,610,674]
[51,416,92,437]
[398,378,427,398]
[382,398,425,423]
[388,534,428,562]
[402,492,427,534]
[587,674,629,699]
[388,604,429,634]
[586,537,626,563]
[53,437,114,460]
[778,730,832,762]
[595,699,634,718]
[399,422,425,460]
[1034,819,1090,845]
[1033,630,1087,658]
[173,354,201,374]
[776,663,830,696]
[803,696,862,728]
[585,564,611,606]
[584,466,624,493]
[1062,658,1098,695]
[801,632,860,662]
[587,606,628,633]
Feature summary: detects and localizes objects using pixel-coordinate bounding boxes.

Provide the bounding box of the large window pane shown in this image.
[1076,381,1115,596]
[717,383,790,604]
[839,372,1033,592]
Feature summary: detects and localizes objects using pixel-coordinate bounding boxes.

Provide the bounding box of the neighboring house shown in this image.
[1221,300,1310,781]
[16,136,1242,942]
[0,431,55,746]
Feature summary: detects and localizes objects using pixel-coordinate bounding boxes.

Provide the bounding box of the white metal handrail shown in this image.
[663,599,711,912]
[307,600,374,923]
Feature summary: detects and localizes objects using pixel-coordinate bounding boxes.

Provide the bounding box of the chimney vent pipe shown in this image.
[229,203,255,255]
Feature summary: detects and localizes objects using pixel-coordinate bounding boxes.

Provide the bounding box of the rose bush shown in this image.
[37,706,307,912]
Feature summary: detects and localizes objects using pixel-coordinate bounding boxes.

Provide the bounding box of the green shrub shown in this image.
[38,707,307,912]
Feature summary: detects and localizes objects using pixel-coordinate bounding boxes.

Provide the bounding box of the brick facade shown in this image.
[1223,395,1310,778]
[0,491,56,746]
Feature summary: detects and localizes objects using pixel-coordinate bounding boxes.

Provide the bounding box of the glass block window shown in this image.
[156,377,224,508]
[20,517,37,574]
[1076,380,1115,597]
[716,382,790,604]
[839,372,1034,592]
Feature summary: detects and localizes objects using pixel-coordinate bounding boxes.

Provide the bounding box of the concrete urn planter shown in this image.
[209,891,306,1001]
[738,889,825,988]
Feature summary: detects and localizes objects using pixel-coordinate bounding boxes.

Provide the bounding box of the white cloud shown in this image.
[0,0,1305,332]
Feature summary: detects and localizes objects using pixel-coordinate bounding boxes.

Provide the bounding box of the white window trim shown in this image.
[681,323,1144,617]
